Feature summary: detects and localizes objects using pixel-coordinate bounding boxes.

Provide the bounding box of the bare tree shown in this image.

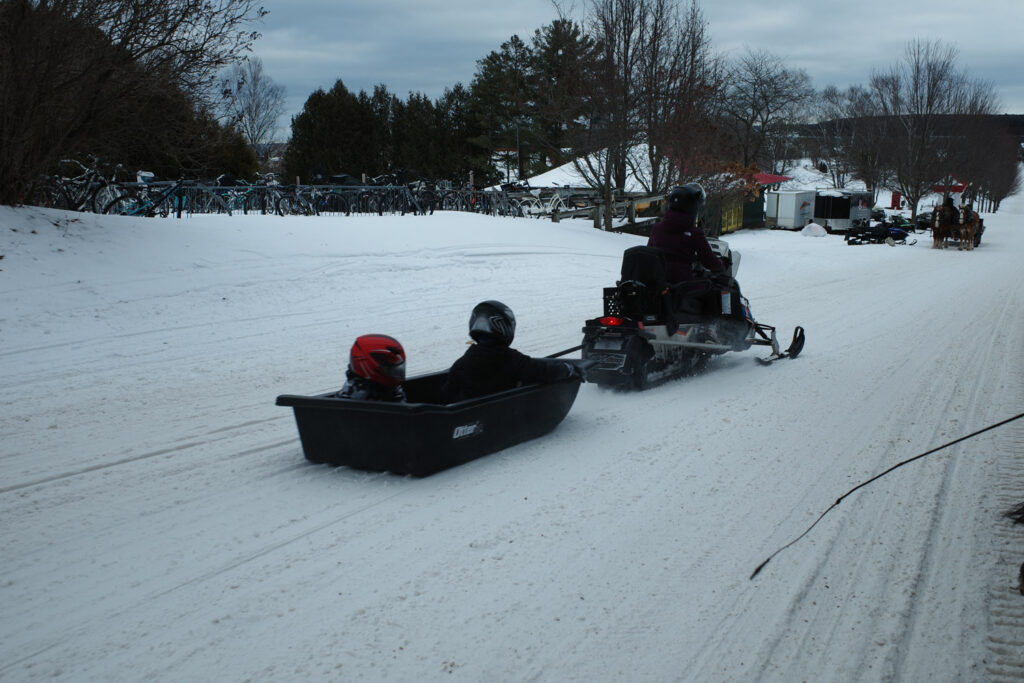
[565,0,645,229]
[719,48,814,172]
[811,84,895,199]
[67,0,267,94]
[810,87,854,188]
[219,57,286,159]
[955,117,1021,212]
[870,38,999,218]
[843,88,892,204]
[630,0,722,195]
[1,0,265,204]
[556,0,722,229]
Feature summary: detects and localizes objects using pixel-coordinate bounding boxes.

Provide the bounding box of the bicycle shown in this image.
[205,174,260,215]
[409,179,439,215]
[273,184,314,216]
[239,172,280,215]
[515,193,546,217]
[27,157,122,213]
[103,176,229,217]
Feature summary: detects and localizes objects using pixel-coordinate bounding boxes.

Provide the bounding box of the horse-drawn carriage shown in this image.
[932,203,983,250]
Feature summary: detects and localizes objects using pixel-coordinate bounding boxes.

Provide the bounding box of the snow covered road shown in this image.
[2,197,1022,682]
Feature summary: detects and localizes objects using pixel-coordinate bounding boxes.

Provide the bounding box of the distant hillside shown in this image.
[998,114,1024,142]
[802,114,1024,141]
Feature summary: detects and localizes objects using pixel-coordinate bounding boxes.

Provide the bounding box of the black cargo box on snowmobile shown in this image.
[276,371,581,476]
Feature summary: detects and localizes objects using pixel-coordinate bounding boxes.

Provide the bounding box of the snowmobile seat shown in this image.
[614,246,675,326]
[619,245,668,290]
[615,245,720,324]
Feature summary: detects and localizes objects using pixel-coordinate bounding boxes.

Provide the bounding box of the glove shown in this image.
[710,272,734,288]
[564,360,593,382]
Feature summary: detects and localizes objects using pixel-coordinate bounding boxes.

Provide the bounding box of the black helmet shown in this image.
[667,183,706,214]
[469,300,516,345]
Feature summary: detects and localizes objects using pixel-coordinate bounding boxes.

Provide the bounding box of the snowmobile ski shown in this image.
[756,326,805,364]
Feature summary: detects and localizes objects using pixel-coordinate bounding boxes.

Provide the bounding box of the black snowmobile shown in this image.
[844,217,918,246]
[581,238,805,390]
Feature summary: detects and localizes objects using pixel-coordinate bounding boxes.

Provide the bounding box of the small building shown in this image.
[718,197,767,234]
[765,190,816,230]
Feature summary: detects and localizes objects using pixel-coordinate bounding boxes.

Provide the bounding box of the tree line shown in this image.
[2,0,1020,219]
[283,0,1020,226]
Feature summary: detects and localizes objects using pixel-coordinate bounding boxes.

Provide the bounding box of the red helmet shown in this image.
[349,334,406,387]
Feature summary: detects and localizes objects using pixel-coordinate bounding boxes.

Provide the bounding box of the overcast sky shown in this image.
[250,0,1024,139]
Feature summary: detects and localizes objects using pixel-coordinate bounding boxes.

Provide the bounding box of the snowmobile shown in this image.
[844,219,917,246]
[580,238,805,390]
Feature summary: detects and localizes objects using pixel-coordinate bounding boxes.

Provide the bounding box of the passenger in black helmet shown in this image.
[648,183,724,283]
[442,300,583,402]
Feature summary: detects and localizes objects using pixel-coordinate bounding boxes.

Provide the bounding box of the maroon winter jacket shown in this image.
[647,210,724,282]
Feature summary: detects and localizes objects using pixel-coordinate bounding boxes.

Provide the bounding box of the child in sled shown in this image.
[443,300,584,402]
[336,334,407,402]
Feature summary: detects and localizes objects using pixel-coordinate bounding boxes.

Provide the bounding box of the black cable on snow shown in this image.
[1005,501,1024,525]
[750,411,1024,580]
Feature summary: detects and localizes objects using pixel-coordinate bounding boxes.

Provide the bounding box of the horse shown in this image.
[932,203,959,249]
[958,206,980,250]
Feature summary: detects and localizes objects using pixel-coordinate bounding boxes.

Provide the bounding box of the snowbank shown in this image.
[801,221,828,236]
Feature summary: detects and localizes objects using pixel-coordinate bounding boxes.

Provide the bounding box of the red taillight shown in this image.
[597,316,625,327]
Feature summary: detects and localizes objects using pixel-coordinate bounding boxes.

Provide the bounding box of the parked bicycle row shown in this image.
[24,158,652,221]
[22,159,542,219]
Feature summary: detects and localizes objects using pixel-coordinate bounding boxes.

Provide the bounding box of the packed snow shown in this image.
[2,177,1023,682]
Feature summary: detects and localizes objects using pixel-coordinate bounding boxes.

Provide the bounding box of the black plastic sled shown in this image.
[276,371,581,476]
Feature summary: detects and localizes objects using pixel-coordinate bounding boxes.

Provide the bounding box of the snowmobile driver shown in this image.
[442,300,584,402]
[335,334,407,401]
[648,183,724,283]
[649,183,750,331]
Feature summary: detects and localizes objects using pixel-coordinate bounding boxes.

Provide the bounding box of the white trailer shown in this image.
[765,190,816,230]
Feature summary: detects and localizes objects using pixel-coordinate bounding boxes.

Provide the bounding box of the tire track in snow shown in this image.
[683,276,1021,681]
[986,418,1024,682]
[0,416,290,494]
[984,329,1024,681]
[145,484,414,602]
[1,475,417,679]
[888,282,1024,680]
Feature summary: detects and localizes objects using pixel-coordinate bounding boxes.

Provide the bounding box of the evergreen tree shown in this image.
[435,84,491,184]
[393,93,438,178]
[469,35,534,181]
[530,19,596,175]
[285,80,382,182]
